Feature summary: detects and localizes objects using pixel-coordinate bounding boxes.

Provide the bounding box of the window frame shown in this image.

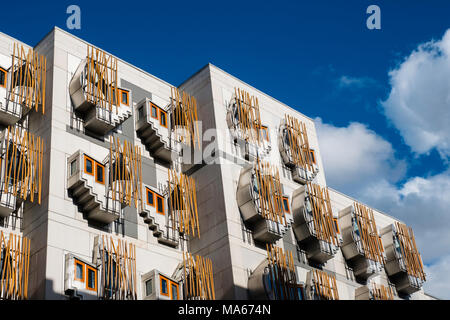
[84,155,94,176]
[333,218,340,234]
[260,125,269,142]
[120,89,130,106]
[146,188,155,207]
[156,194,165,215]
[160,276,169,297]
[74,259,85,283]
[86,265,97,292]
[150,102,159,120]
[171,282,179,300]
[309,149,316,164]
[145,278,153,297]
[95,162,105,184]
[70,159,77,177]
[137,105,144,121]
[282,196,290,213]
[0,67,6,88]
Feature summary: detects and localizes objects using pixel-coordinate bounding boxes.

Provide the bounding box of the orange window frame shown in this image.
[310,150,316,164]
[95,162,105,184]
[156,194,165,215]
[150,102,159,120]
[84,155,94,176]
[160,276,169,296]
[159,109,168,128]
[120,89,130,106]
[282,196,290,213]
[0,67,6,88]
[74,259,85,282]
[261,126,269,141]
[86,265,97,292]
[170,281,179,300]
[146,188,155,207]
[333,218,340,234]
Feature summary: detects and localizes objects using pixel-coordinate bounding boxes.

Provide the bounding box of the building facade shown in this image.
[0,27,434,300]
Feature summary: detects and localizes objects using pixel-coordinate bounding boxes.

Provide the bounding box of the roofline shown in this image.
[180,63,314,122]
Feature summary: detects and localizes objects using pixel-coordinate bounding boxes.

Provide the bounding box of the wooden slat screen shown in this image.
[0,231,31,300]
[353,202,385,265]
[183,252,215,300]
[1,126,44,204]
[171,87,200,149]
[305,182,339,246]
[371,283,395,300]
[266,244,302,300]
[85,45,119,114]
[232,88,262,146]
[99,235,137,300]
[395,222,426,281]
[254,159,286,225]
[284,114,314,172]
[311,269,339,300]
[8,43,47,114]
[167,169,200,238]
[109,137,143,210]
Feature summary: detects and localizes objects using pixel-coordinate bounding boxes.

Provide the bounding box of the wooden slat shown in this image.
[183,252,215,300]
[311,269,339,300]
[171,87,200,149]
[231,88,263,146]
[395,222,426,281]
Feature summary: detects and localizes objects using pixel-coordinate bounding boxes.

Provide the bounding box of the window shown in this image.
[333,218,340,234]
[74,259,85,282]
[309,150,316,164]
[137,106,144,121]
[84,156,94,175]
[171,282,179,300]
[86,265,97,291]
[282,197,290,213]
[120,89,129,106]
[70,159,77,176]
[145,278,153,296]
[95,163,105,184]
[160,276,169,296]
[160,110,167,128]
[146,188,155,207]
[150,102,158,119]
[156,194,164,215]
[260,126,269,142]
[0,67,6,88]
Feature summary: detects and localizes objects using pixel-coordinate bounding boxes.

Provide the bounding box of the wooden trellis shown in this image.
[183,252,215,300]
[99,235,137,300]
[8,43,47,114]
[1,126,44,204]
[305,182,339,246]
[167,169,200,238]
[266,244,302,300]
[232,88,262,146]
[85,45,119,114]
[395,222,426,281]
[0,231,31,300]
[254,159,286,225]
[284,114,314,172]
[171,87,200,148]
[311,269,339,300]
[353,202,385,265]
[109,137,143,210]
[371,283,395,300]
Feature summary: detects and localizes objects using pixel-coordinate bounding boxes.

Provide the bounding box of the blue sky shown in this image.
[2,0,450,298]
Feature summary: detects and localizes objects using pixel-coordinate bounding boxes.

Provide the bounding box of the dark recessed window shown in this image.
[75,260,84,282]
[283,197,290,213]
[161,277,168,295]
[160,111,167,127]
[0,68,6,88]
[145,278,153,296]
[151,104,158,119]
[96,163,104,184]
[121,90,129,105]
[87,267,96,291]
[70,159,77,176]
[171,283,178,300]
[138,106,144,121]
[147,189,154,206]
[85,157,93,175]
[156,195,164,215]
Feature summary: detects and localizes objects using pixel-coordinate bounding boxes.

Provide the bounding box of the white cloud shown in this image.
[315,118,406,197]
[381,29,450,158]
[424,255,450,299]
[338,75,377,89]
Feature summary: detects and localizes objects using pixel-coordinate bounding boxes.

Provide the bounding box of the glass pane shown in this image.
[96,165,103,182]
[160,112,166,126]
[157,196,163,213]
[0,70,5,86]
[86,158,93,173]
[76,262,83,280]
[138,106,144,120]
[161,278,168,294]
[146,279,153,296]
[87,268,95,289]
[171,283,178,300]
[151,106,158,118]
[147,190,154,205]
[122,91,128,104]
[283,198,289,212]
[70,160,77,176]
